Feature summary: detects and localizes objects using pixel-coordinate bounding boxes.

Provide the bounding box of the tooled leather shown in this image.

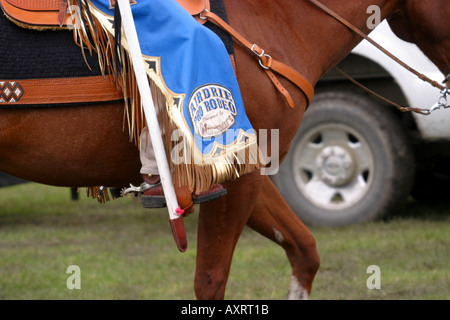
[1,0,210,27]
[6,0,60,11]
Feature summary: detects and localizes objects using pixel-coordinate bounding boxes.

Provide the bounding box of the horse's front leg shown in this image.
[194,172,264,300]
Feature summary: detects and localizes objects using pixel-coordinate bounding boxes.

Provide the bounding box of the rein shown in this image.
[201,0,449,114]
[309,0,450,115]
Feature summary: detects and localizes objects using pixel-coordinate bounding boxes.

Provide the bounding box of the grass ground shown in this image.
[0,183,448,300]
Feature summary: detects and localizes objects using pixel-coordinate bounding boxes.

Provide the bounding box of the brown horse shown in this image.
[1,0,449,299]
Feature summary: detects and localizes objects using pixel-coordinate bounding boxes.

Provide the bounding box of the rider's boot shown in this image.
[141,174,227,214]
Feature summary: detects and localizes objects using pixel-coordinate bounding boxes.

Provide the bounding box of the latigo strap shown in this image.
[0,76,123,105]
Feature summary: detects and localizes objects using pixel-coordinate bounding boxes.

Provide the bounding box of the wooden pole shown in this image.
[117,0,187,252]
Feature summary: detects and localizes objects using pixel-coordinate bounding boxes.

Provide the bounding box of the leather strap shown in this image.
[177,0,209,16]
[200,10,315,108]
[334,67,427,114]
[444,74,450,88]
[0,75,124,105]
[58,0,67,26]
[309,0,446,92]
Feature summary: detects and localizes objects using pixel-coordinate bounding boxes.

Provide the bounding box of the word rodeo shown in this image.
[188,84,238,138]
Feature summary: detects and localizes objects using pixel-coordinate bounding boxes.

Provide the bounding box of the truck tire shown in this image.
[271,91,415,226]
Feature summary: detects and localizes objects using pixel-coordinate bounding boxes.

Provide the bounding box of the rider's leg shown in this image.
[139,128,227,210]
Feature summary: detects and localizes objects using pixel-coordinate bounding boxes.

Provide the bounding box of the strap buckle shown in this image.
[199,8,209,20]
[251,44,264,57]
[251,44,272,70]
[258,54,272,70]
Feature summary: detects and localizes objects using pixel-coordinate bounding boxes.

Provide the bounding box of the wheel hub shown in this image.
[316,146,355,187]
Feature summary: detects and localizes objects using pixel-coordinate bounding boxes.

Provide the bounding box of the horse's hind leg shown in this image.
[247,176,320,299]
[194,172,264,300]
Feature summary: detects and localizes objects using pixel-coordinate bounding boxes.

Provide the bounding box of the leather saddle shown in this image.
[0,0,70,28]
[0,0,210,29]
[0,0,214,107]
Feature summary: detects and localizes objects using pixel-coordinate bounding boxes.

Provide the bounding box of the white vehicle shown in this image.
[272,21,449,226]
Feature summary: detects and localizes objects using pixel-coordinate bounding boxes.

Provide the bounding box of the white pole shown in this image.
[116,0,180,221]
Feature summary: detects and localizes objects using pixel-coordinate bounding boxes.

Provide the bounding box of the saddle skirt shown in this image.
[0,0,210,29]
[0,0,70,28]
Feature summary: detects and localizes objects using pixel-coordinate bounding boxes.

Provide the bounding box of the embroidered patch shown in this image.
[188,84,237,138]
[0,81,24,103]
[109,0,137,9]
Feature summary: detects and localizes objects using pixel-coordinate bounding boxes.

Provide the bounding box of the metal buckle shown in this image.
[420,88,450,115]
[199,8,209,20]
[250,44,272,70]
[251,44,264,57]
[258,54,272,70]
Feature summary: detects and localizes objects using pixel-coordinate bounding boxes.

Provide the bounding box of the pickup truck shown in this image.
[271,21,449,226]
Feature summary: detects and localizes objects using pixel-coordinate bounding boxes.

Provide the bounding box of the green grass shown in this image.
[0,183,449,300]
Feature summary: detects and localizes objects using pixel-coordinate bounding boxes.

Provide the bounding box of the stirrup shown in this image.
[193,187,227,204]
[141,193,166,208]
[141,184,227,209]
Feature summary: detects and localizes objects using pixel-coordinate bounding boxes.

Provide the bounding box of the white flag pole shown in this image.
[116,0,187,251]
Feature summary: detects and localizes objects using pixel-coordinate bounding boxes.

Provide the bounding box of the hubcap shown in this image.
[316,146,355,187]
[292,123,374,210]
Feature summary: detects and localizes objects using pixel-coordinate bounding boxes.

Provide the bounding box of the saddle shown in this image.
[0,0,314,109]
[0,0,210,29]
[0,0,212,106]
[0,0,70,29]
